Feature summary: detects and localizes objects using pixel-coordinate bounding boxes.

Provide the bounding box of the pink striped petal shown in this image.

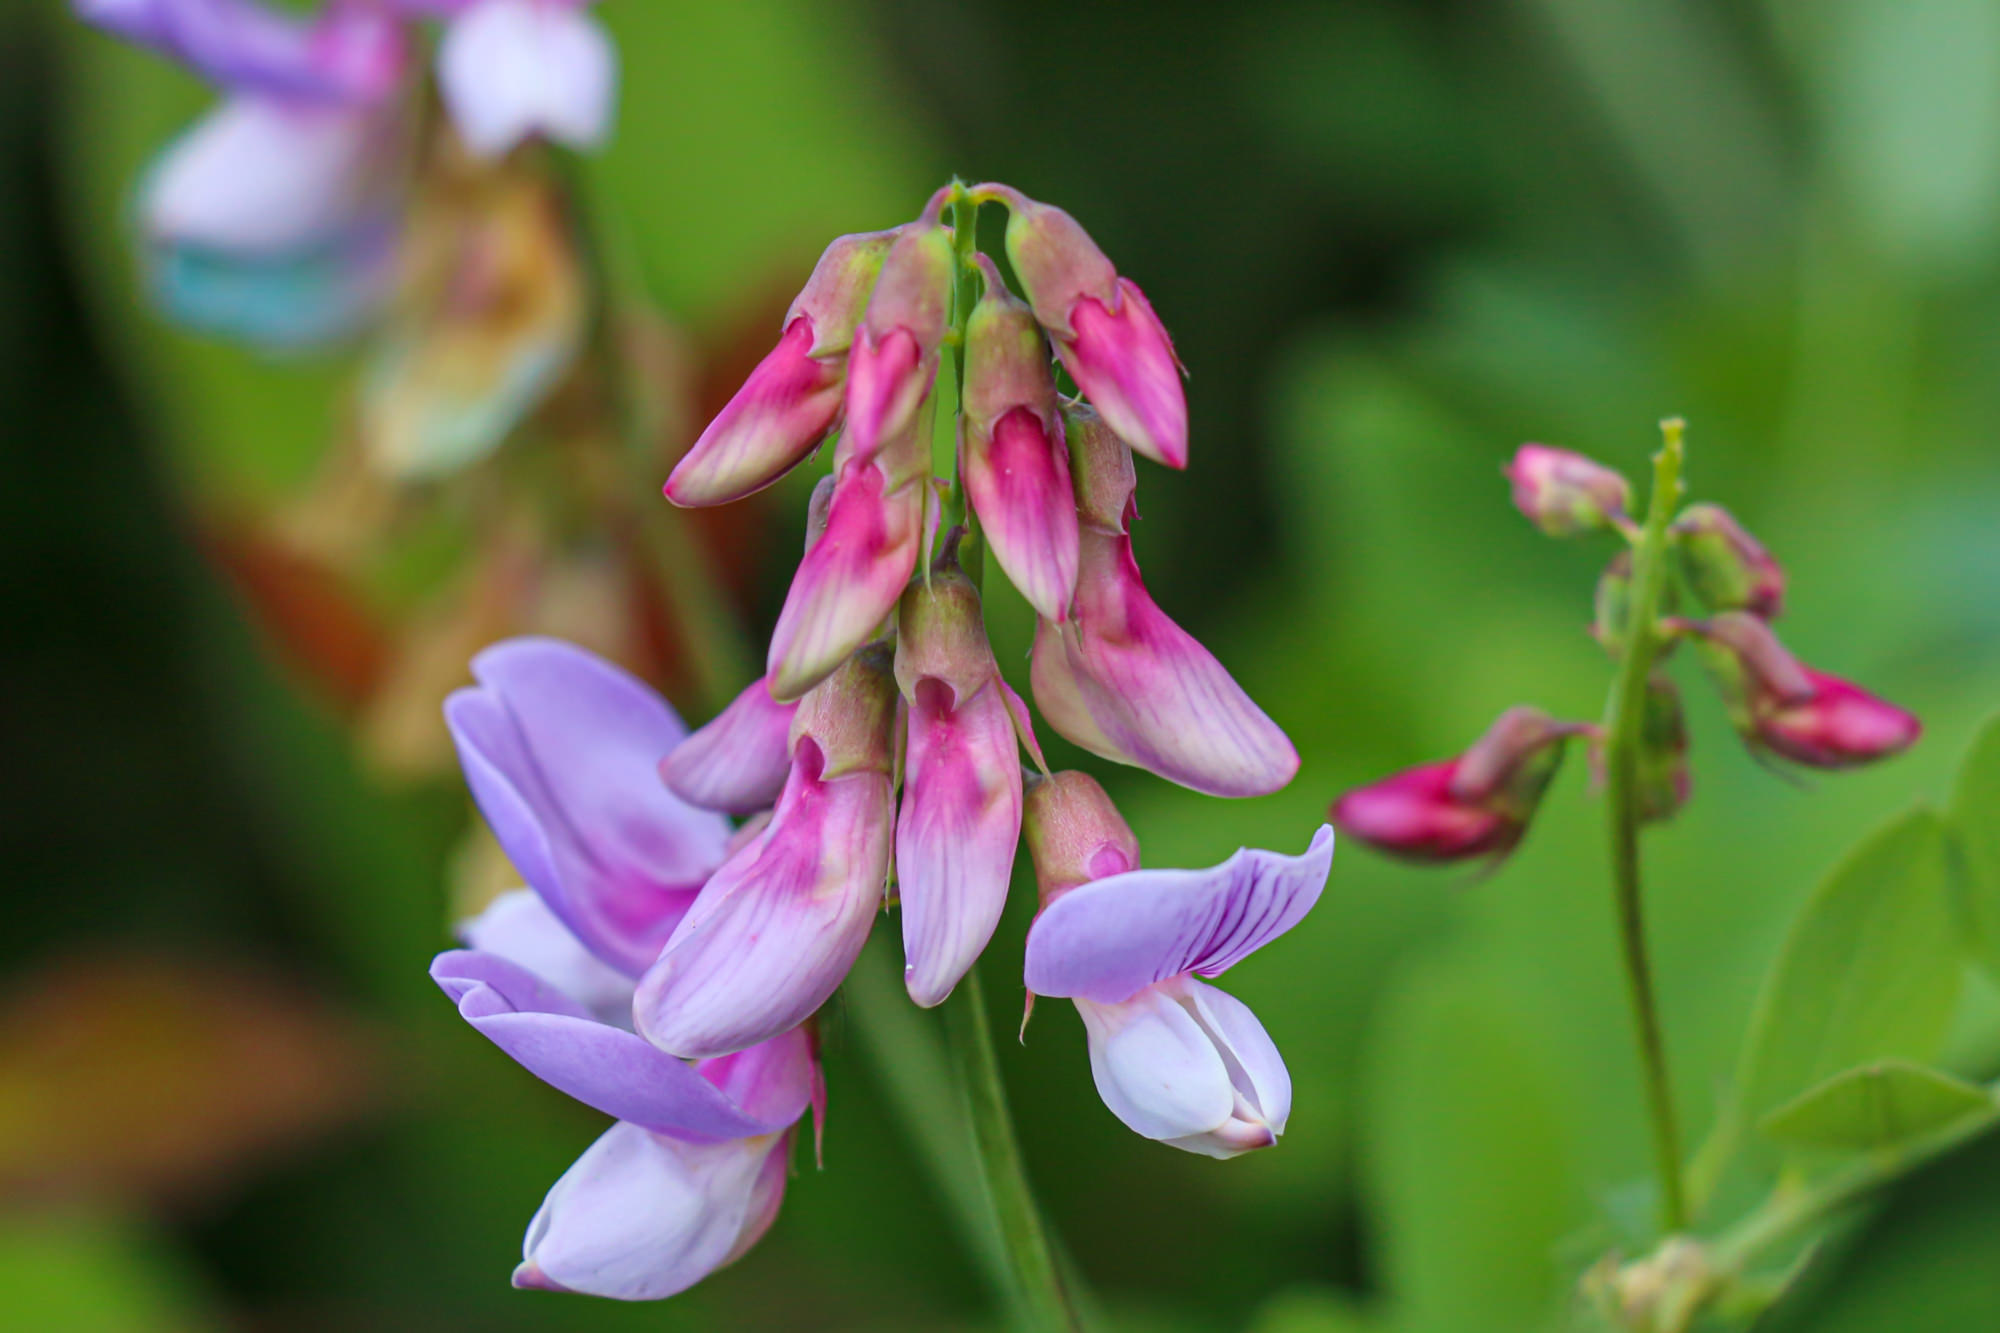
[665,318,842,506]
[659,676,798,815]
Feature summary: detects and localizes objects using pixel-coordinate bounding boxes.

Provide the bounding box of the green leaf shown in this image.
[1946,713,2000,981]
[1735,808,1962,1130]
[1759,1060,1993,1152]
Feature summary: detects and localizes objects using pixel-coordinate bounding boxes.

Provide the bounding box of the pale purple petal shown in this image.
[515,1121,791,1301]
[1030,527,1298,797]
[143,98,397,256]
[658,677,798,815]
[78,0,407,103]
[896,682,1023,1007]
[431,950,802,1139]
[634,761,892,1058]
[447,637,732,976]
[438,0,616,159]
[1024,825,1333,1003]
[458,888,633,1025]
[1178,978,1290,1147]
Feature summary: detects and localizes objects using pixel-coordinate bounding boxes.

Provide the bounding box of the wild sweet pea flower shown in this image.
[977,183,1188,470]
[1671,503,1786,619]
[1031,407,1298,797]
[445,636,733,975]
[77,0,412,345]
[1021,773,1334,1157]
[1332,707,1585,863]
[636,648,899,1058]
[960,254,1079,623]
[894,561,1032,1007]
[435,894,820,1300]
[659,675,800,816]
[664,230,898,507]
[1687,613,1920,769]
[1506,443,1633,537]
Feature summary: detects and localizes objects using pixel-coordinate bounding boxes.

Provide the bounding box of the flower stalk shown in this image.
[943,966,1083,1332]
[1601,417,1689,1235]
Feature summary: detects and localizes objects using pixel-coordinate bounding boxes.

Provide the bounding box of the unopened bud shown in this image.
[895,561,997,708]
[1333,707,1582,864]
[1691,613,1920,769]
[786,229,900,359]
[1065,405,1138,534]
[1672,502,1785,618]
[1635,676,1691,823]
[1505,444,1631,537]
[843,206,954,462]
[1022,770,1140,902]
[790,644,899,779]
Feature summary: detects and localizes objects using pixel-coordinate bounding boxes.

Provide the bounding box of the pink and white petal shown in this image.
[515,1122,788,1301]
[1023,825,1332,1003]
[633,768,892,1058]
[896,683,1024,1006]
[1061,280,1187,470]
[964,407,1080,622]
[664,319,843,507]
[659,676,798,815]
[438,0,616,159]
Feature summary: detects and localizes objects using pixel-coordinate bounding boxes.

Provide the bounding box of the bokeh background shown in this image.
[6,1,2000,1329]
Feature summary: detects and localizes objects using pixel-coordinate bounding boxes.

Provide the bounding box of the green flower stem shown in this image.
[942,966,1084,1332]
[1712,1083,2000,1276]
[1601,418,1689,1234]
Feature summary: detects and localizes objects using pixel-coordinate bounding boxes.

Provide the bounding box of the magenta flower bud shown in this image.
[842,202,954,464]
[764,415,934,701]
[1023,822,1333,1156]
[960,258,1080,621]
[1029,433,1297,797]
[1672,503,1786,619]
[1691,613,1921,769]
[665,230,897,507]
[659,676,799,815]
[635,650,898,1057]
[978,183,1188,470]
[893,568,1024,1006]
[1332,707,1582,864]
[1505,444,1632,536]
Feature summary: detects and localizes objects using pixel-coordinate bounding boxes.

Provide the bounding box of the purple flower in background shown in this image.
[416,0,618,159]
[1021,772,1335,1157]
[436,892,820,1300]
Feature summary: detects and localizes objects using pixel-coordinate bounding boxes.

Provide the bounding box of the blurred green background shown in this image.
[5,0,2000,1329]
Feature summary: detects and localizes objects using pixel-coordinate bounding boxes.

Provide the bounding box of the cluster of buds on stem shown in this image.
[1334,427,1919,867]
[424,185,1334,1303]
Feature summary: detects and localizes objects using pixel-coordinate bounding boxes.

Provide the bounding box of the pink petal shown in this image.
[665,318,843,506]
[964,407,1080,622]
[659,676,799,815]
[1062,280,1187,470]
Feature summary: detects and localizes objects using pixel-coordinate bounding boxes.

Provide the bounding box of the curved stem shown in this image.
[943,967,1084,1332]
[1601,418,1689,1234]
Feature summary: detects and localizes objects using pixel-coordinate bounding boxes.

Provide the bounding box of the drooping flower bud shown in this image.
[1690,613,1921,769]
[635,648,898,1057]
[1021,770,1141,902]
[959,256,1080,621]
[842,197,954,463]
[1671,502,1785,619]
[665,229,897,507]
[978,183,1187,470]
[1065,405,1138,534]
[659,676,799,815]
[764,397,934,701]
[1331,707,1582,864]
[893,565,1025,1007]
[1505,444,1632,537]
[1593,550,1634,654]
[1023,819,1333,1157]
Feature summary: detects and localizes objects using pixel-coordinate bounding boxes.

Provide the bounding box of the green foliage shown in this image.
[1732,809,1962,1137]
[1759,1061,1993,1153]
[1945,714,2000,981]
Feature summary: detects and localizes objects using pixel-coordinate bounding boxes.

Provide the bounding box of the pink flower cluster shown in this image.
[1335,442,1919,866]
